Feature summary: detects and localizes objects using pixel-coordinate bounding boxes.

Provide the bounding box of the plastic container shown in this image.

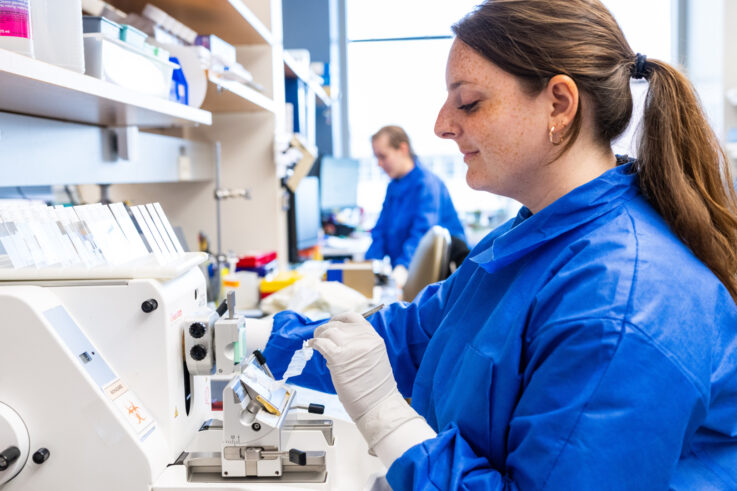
[141,41,156,58]
[31,0,85,72]
[83,33,175,98]
[119,24,147,49]
[237,251,277,269]
[259,270,303,299]
[0,0,34,58]
[169,56,188,104]
[142,3,196,44]
[237,259,277,277]
[194,34,236,67]
[82,16,120,40]
[153,45,169,62]
[164,43,208,108]
[223,271,260,310]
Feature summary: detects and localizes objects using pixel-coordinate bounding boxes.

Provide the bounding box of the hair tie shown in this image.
[631,53,649,80]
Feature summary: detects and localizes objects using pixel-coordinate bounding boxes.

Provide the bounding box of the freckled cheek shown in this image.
[491,110,534,162]
[473,114,516,159]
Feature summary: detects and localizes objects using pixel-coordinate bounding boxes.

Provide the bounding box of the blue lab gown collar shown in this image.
[389,158,423,192]
[471,162,639,273]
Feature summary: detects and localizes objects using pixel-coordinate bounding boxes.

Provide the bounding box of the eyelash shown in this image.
[458,101,479,113]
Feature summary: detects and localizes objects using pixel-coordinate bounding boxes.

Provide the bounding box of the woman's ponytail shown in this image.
[637,59,737,302]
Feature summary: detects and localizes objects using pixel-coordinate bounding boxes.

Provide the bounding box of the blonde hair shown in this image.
[371,125,416,159]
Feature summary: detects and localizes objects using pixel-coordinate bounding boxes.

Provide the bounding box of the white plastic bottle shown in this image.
[0,0,34,58]
[31,0,85,72]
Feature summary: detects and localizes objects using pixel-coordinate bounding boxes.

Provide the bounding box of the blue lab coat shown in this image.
[263,162,737,489]
[365,159,465,268]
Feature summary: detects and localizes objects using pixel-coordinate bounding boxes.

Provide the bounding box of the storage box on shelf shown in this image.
[83,33,178,100]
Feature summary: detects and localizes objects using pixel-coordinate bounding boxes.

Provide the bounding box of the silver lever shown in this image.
[227,290,235,319]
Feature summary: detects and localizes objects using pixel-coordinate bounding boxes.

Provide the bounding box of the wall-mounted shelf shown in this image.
[204,73,275,113]
[109,0,273,46]
[0,48,211,127]
[283,51,331,106]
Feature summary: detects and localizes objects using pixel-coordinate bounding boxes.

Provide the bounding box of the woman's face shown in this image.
[435,39,551,200]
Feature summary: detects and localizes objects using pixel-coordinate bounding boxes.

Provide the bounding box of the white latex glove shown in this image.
[392,264,408,289]
[308,312,436,467]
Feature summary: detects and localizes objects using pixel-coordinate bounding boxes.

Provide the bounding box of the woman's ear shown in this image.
[546,74,579,129]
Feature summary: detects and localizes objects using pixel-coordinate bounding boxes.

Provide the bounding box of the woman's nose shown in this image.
[434,104,458,140]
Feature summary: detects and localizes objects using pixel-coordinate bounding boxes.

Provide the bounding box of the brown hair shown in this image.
[372,125,416,159]
[454,0,737,302]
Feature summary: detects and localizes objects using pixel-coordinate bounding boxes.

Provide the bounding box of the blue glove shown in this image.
[261,310,335,392]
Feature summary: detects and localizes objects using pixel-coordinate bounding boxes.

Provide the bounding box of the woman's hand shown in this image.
[309,312,436,466]
[308,311,396,421]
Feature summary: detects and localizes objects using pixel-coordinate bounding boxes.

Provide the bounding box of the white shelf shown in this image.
[0,252,208,281]
[109,0,273,46]
[283,51,331,106]
[227,0,273,45]
[0,48,212,127]
[205,73,275,113]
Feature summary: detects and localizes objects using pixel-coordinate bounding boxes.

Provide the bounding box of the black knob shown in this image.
[289,448,307,466]
[188,322,207,339]
[190,344,207,361]
[0,446,20,471]
[32,448,50,465]
[216,299,228,317]
[251,422,261,431]
[254,350,267,366]
[308,403,325,414]
[141,299,158,313]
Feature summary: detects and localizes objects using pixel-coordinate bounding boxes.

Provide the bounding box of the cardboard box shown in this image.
[326,262,374,299]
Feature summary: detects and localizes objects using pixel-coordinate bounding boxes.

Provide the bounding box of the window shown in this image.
[346,0,479,40]
[603,0,675,156]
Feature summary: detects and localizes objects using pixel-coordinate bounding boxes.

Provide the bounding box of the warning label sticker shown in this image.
[103,379,156,441]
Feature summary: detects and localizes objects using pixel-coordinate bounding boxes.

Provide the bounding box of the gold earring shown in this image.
[549,123,566,145]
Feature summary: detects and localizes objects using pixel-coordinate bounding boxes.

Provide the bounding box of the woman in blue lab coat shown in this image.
[364,125,466,287]
[263,0,737,488]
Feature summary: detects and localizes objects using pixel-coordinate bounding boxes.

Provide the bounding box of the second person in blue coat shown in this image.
[364,125,466,287]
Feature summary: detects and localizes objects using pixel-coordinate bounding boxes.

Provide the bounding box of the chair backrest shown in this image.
[402,226,451,301]
[446,235,470,277]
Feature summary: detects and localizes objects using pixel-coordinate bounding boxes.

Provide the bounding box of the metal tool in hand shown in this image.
[362,304,384,318]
